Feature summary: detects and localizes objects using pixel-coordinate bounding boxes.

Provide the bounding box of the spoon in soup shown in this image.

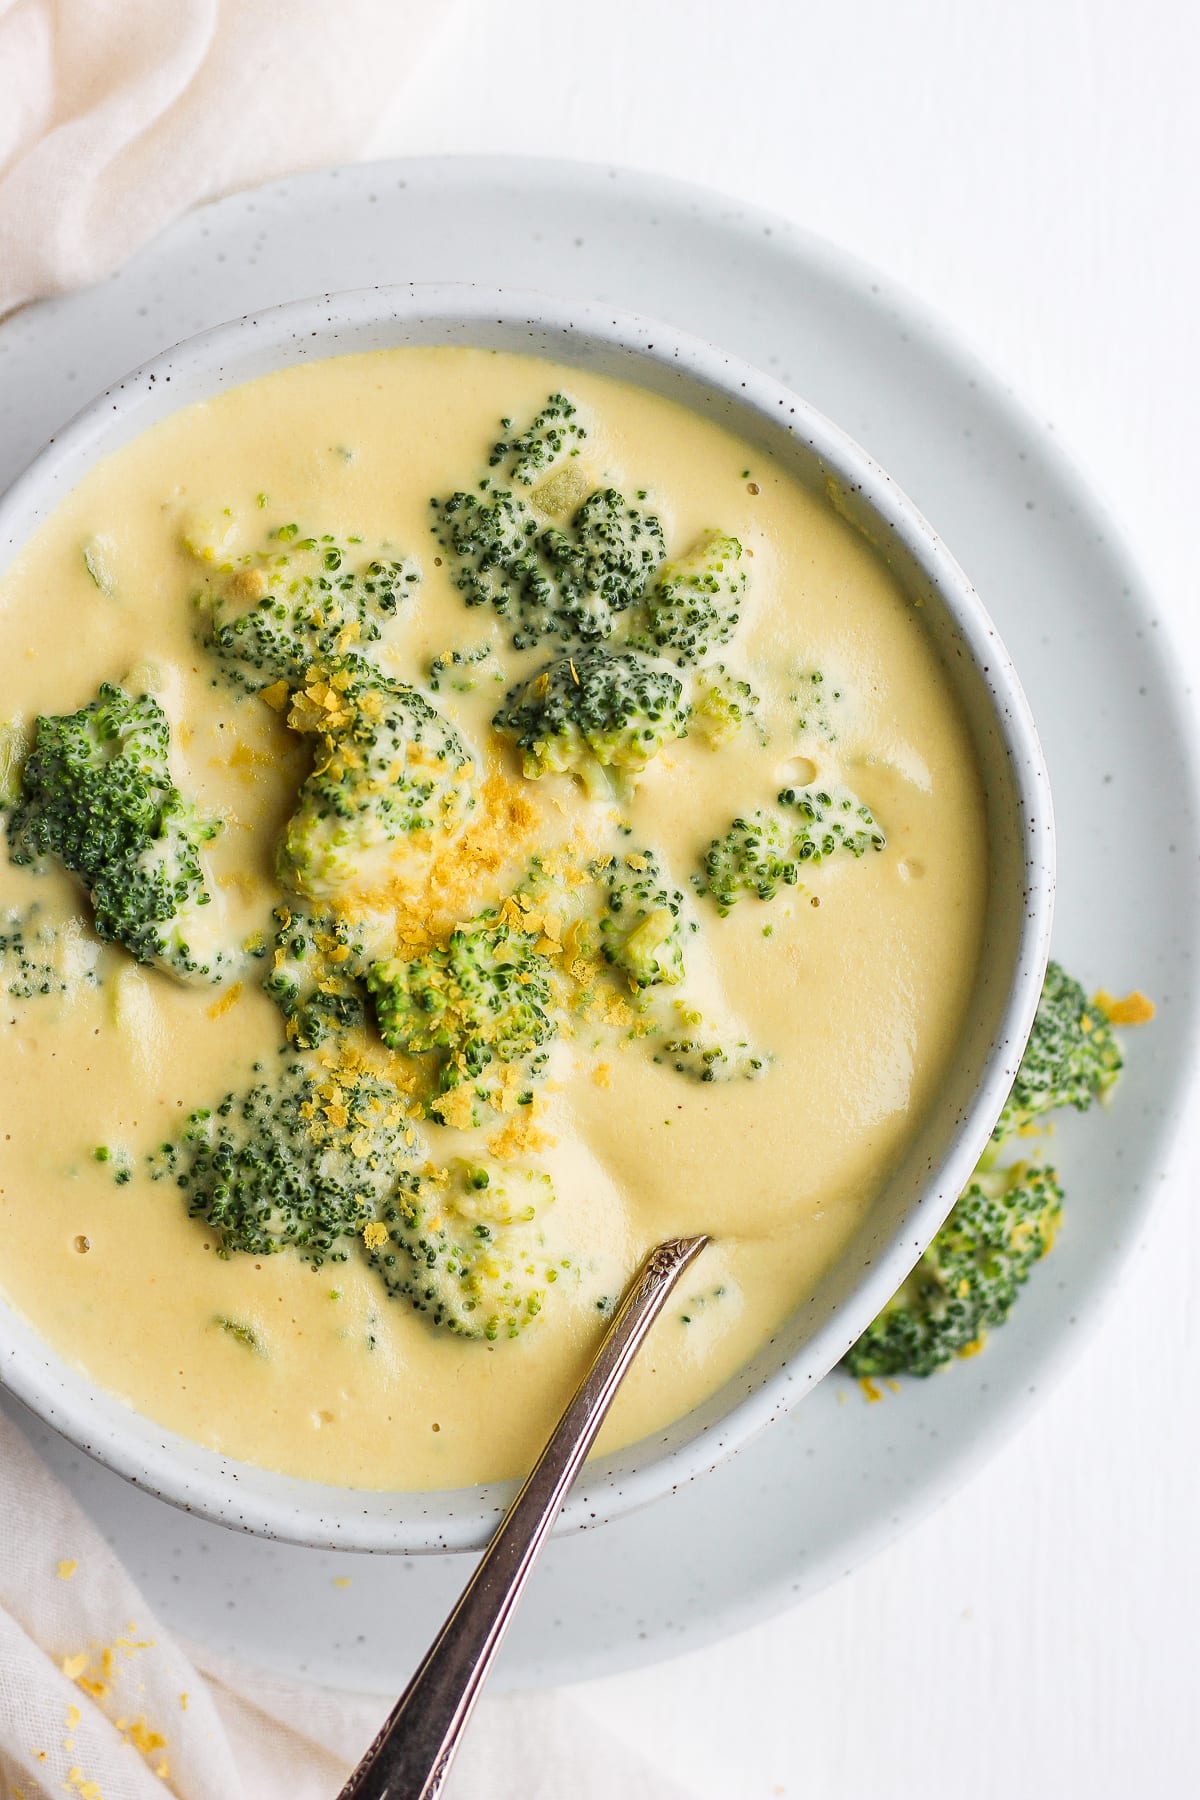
[337,1232,709,1800]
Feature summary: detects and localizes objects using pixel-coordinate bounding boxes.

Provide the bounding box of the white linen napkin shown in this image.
[0,1410,697,1799]
[0,0,452,316]
[0,5,701,1794]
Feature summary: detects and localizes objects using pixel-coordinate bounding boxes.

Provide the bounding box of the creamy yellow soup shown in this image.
[0,348,987,1490]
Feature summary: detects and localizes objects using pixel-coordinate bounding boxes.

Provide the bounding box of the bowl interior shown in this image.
[0,286,1052,1551]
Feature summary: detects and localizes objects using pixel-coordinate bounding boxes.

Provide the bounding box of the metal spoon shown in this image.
[337,1233,709,1800]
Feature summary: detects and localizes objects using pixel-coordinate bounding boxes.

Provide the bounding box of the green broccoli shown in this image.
[196,525,417,692]
[777,783,886,863]
[843,1162,1063,1378]
[368,1158,564,1340]
[279,669,475,902]
[628,531,747,665]
[992,959,1122,1143]
[597,849,696,988]
[6,682,230,983]
[689,666,761,749]
[0,903,103,1001]
[789,668,845,743]
[153,1059,414,1266]
[433,395,665,647]
[262,903,367,1048]
[365,911,557,1121]
[539,489,666,642]
[844,960,1134,1380]
[488,392,587,488]
[492,647,687,796]
[432,484,664,649]
[430,486,551,644]
[695,812,801,913]
[652,996,769,1082]
[425,643,505,695]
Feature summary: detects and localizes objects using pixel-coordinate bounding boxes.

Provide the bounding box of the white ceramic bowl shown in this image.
[0,285,1054,1552]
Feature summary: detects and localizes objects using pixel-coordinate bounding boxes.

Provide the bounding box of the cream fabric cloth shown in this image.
[0,1413,697,1799]
[0,0,450,315]
[0,5,698,1795]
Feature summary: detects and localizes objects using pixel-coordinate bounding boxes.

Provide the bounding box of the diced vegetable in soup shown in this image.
[0,350,987,1489]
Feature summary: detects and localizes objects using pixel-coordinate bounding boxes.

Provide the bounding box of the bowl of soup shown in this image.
[0,286,1053,1551]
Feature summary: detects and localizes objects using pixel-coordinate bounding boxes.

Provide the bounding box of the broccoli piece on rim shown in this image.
[154,1060,413,1267]
[993,959,1122,1143]
[628,531,747,665]
[366,912,557,1122]
[843,1162,1063,1378]
[368,1158,564,1340]
[492,646,687,796]
[6,682,230,984]
[597,849,696,989]
[196,525,417,692]
[279,668,475,902]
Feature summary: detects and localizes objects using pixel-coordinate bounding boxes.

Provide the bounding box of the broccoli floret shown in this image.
[0,903,102,1001]
[425,643,504,694]
[789,668,845,742]
[628,531,747,665]
[652,996,769,1082]
[689,666,761,749]
[597,849,695,988]
[433,484,664,649]
[279,669,475,901]
[6,683,229,984]
[539,489,666,641]
[366,912,556,1121]
[433,397,666,647]
[698,785,884,914]
[262,903,367,1047]
[777,783,886,863]
[696,812,800,914]
[431,487,552,643]
[196,525,418,692]
[488,392,587,488]
[993,959,1122,1143]
[492,647,687,796]
[368,1158,563,1340]
[154,1060,413,1267]
[844,960,1133,1379]
[843,1162,1063,1378]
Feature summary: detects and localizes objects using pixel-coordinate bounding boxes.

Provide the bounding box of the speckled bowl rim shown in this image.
[0,284,1055,1553]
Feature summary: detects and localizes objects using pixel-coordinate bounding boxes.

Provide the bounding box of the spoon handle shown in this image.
[338,1233,709,1800]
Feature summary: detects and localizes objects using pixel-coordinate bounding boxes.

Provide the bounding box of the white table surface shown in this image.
[356,3,1200,1795]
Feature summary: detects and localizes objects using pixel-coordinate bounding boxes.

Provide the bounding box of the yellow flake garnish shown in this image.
[858,1376,882,1403]
[1094,988,1156,1026]
[361,1221,388,1250]
[57,1559,78,1580]
[260,679,290,711]
[205,982,243,1020]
